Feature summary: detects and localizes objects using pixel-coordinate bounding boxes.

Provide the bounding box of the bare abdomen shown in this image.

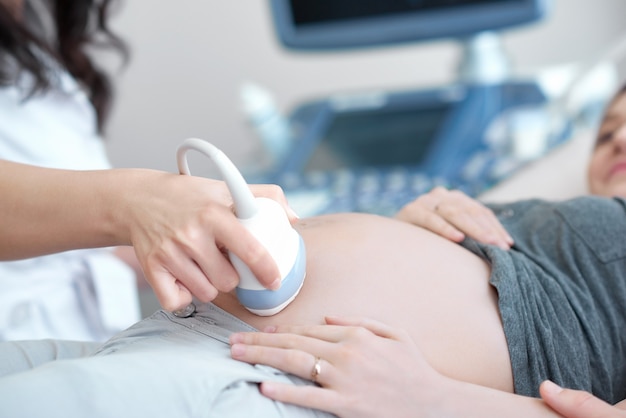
[215,212,513,392]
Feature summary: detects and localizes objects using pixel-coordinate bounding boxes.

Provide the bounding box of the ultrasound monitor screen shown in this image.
[304,103,451,172]
[271,0,546,49]
[291,0,510,26]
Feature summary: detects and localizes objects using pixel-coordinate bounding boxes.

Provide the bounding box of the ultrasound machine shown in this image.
[249,0,563,217]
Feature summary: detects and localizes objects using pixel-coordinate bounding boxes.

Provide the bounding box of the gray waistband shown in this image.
[160,303,258,344]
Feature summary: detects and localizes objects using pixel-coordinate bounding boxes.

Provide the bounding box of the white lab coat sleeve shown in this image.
[83,250,142,335]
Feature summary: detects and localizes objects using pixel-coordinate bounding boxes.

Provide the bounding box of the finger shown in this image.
[230,329,341,353]
[398,189,465,240]
[250,184,300,223]
[214,217,281,290]
[540,380,618,418]
[157,243,224,302]
[443,208,509,248]
[140,242,219,310]
[235,320,407,350]
[323,316,411,341]
[452,192,513,245]
[231,343,336,386]
[397,202,466,242]
[259,381,344,416]
[250,184,288,206]
[460,203,513,246]
[284,204,300,224]
[144,267,194,312]
[435,199,512,249]
[188,242,240,294]
[258,323,377,345]
[424,188,512,247]
[428,185,450,200]
[421,210,467,243]
[394,191,438,223]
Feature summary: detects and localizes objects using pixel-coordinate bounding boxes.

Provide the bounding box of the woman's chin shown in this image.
[594,180,626,198]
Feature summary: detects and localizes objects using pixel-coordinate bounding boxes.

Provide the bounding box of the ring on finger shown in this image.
[311,357,322,383]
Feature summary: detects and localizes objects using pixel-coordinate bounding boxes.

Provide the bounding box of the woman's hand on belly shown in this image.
[229,315,453,418]
[396,187,513,249]
[229,315,565,417]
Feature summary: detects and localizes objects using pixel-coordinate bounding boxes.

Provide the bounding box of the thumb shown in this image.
[540,380,618,418]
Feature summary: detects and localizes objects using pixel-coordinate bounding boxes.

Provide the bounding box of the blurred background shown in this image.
[100,0,626,317]
[102,0,626,199]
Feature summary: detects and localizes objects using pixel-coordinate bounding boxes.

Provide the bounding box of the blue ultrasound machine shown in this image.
[251,0,563,217]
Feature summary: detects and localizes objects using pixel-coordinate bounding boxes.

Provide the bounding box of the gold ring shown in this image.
[311,357,322,382]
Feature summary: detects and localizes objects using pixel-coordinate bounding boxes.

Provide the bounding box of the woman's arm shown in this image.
[540,381,626,418]
[0,160,296,310]
[230,316,561,418]
[395,186,514,249]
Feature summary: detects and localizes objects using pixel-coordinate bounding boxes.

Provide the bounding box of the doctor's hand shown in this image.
[540,381,626,418]
[395,186,513,249]
[229,316,453,418]
[121,170,297,312]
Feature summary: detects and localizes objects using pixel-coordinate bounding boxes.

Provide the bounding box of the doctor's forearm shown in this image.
[0,160,148,260]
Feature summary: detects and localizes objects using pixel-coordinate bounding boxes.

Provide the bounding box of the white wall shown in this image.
[103,0,626,179]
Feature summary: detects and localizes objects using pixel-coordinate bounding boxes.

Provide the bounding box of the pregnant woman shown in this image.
[3,193,624,417]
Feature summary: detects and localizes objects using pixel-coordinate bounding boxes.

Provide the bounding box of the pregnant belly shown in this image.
[214,212,513,392]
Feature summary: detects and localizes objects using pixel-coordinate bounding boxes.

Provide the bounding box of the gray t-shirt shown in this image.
[463,196,626,403]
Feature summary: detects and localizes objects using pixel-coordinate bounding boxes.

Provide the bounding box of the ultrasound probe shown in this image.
[174,138,306,317]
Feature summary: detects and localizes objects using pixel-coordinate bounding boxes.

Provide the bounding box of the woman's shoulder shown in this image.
[486,195,626,215]
[552,195,626,216]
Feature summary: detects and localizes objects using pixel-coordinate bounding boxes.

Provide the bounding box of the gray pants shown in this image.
[0,303,333,418]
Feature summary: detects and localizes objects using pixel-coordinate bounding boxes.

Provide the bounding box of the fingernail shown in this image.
[263,325,277,333]
[231,343,246,357]
[286,206,300,220]
[452,231,465,241]
[269,278,282,290]
[260,381,277,396]
[506,234,514,244]
[498,241,511,250]
[229,333,242,344]
[542,380,563,395]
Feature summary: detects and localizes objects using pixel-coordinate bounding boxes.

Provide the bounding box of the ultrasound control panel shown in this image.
[251,81,565,217]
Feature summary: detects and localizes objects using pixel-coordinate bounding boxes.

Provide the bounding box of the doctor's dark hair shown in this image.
[0,0,128,133]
